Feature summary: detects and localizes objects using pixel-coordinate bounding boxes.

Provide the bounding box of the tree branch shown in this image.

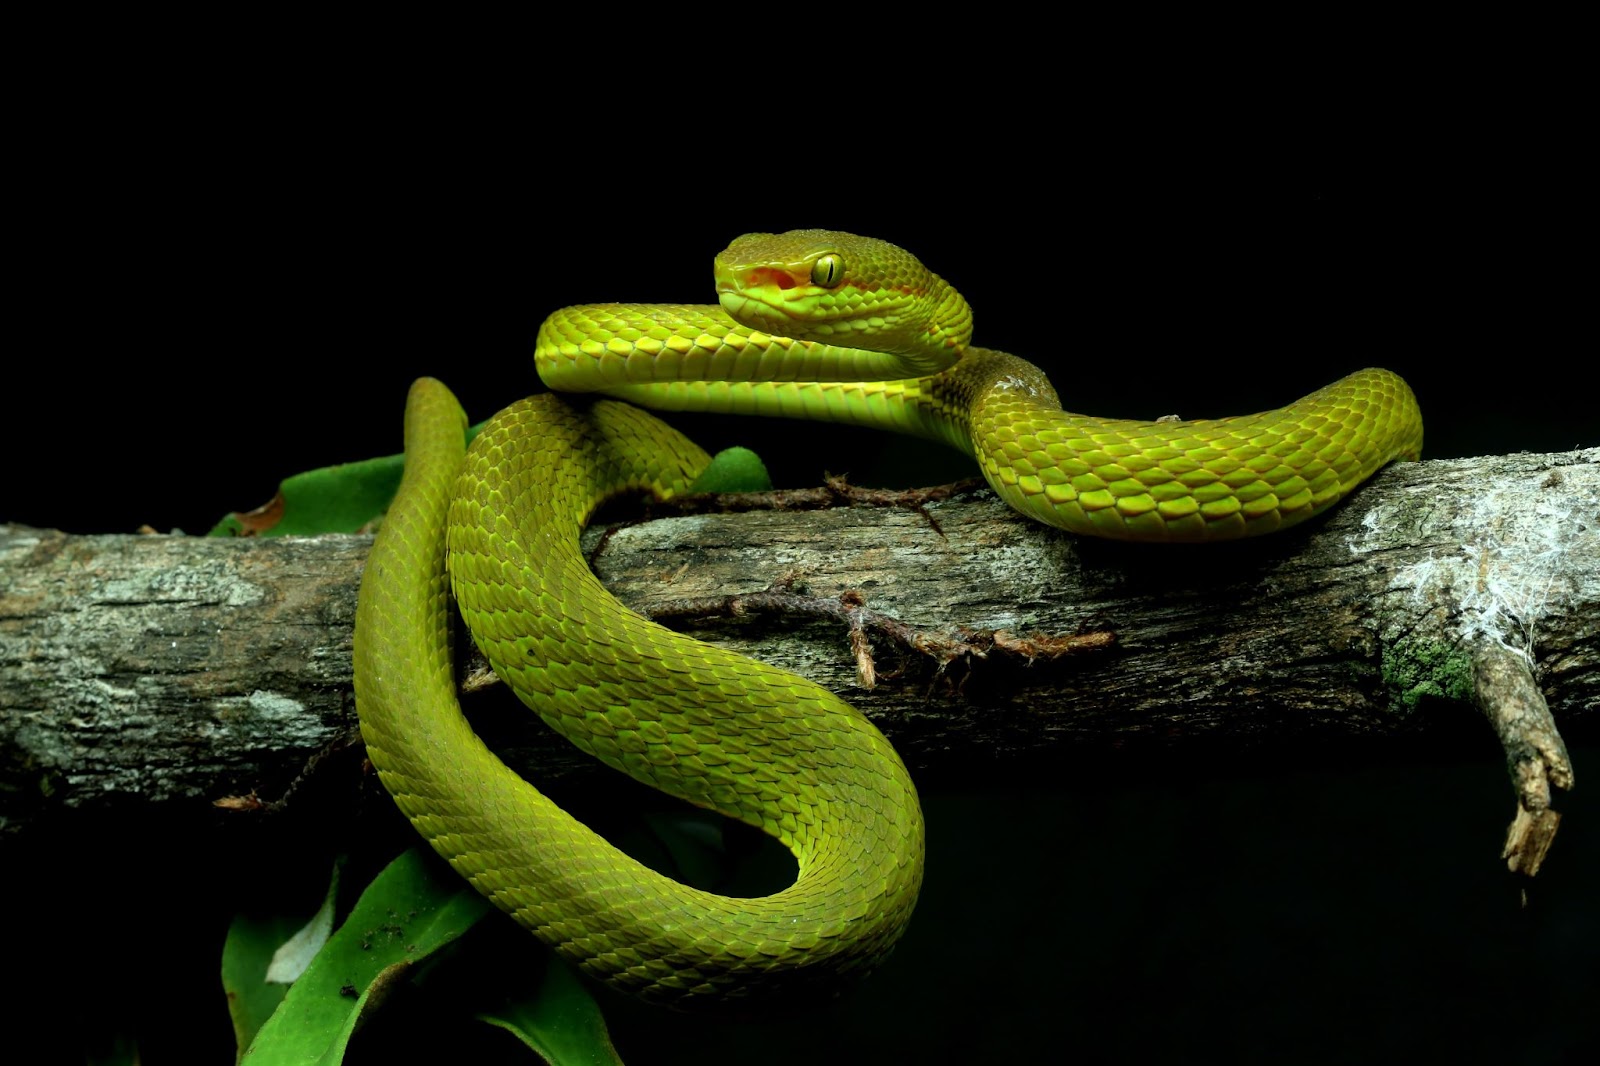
[2,448,1594,858]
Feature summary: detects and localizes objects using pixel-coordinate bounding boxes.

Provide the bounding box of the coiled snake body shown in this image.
[353,231,1423,1005]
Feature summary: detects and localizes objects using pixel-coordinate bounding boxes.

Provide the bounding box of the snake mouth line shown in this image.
[719,289,803,327]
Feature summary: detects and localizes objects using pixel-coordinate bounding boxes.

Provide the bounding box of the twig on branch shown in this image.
[642,575,1117,691]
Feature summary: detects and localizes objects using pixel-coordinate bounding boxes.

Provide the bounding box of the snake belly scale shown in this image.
[353,230,1423,1005]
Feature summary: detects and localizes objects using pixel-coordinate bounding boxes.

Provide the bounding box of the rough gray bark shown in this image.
[2,447,1594,850]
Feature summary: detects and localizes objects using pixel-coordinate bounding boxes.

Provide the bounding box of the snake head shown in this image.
[714,229,973,369]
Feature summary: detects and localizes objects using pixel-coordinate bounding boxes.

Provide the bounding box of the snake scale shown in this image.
[353,230,1423,1006]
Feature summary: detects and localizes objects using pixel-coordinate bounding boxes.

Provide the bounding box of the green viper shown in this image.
[352,230,1423,1006]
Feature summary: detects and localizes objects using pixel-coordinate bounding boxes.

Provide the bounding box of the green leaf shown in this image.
[241,849,492,1065]
[223,861,342,1061]
[208,453,406,538]
[265,862,342,986]
[208,433,759,538]
[224,910,301,1063]
[208,423,487,538]
[476,951,626,1066]
[688,446,772,494]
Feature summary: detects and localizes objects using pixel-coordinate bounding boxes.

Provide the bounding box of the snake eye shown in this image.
[810,253,845,288]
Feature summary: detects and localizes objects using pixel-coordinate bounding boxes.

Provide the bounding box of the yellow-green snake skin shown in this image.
[353,230,1423,1006]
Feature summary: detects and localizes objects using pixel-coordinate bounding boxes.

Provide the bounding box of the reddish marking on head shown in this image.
[747,267,799,290]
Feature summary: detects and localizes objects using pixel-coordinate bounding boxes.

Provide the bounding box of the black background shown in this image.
[5,82,1596,1065]
[8,106,1593,534]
